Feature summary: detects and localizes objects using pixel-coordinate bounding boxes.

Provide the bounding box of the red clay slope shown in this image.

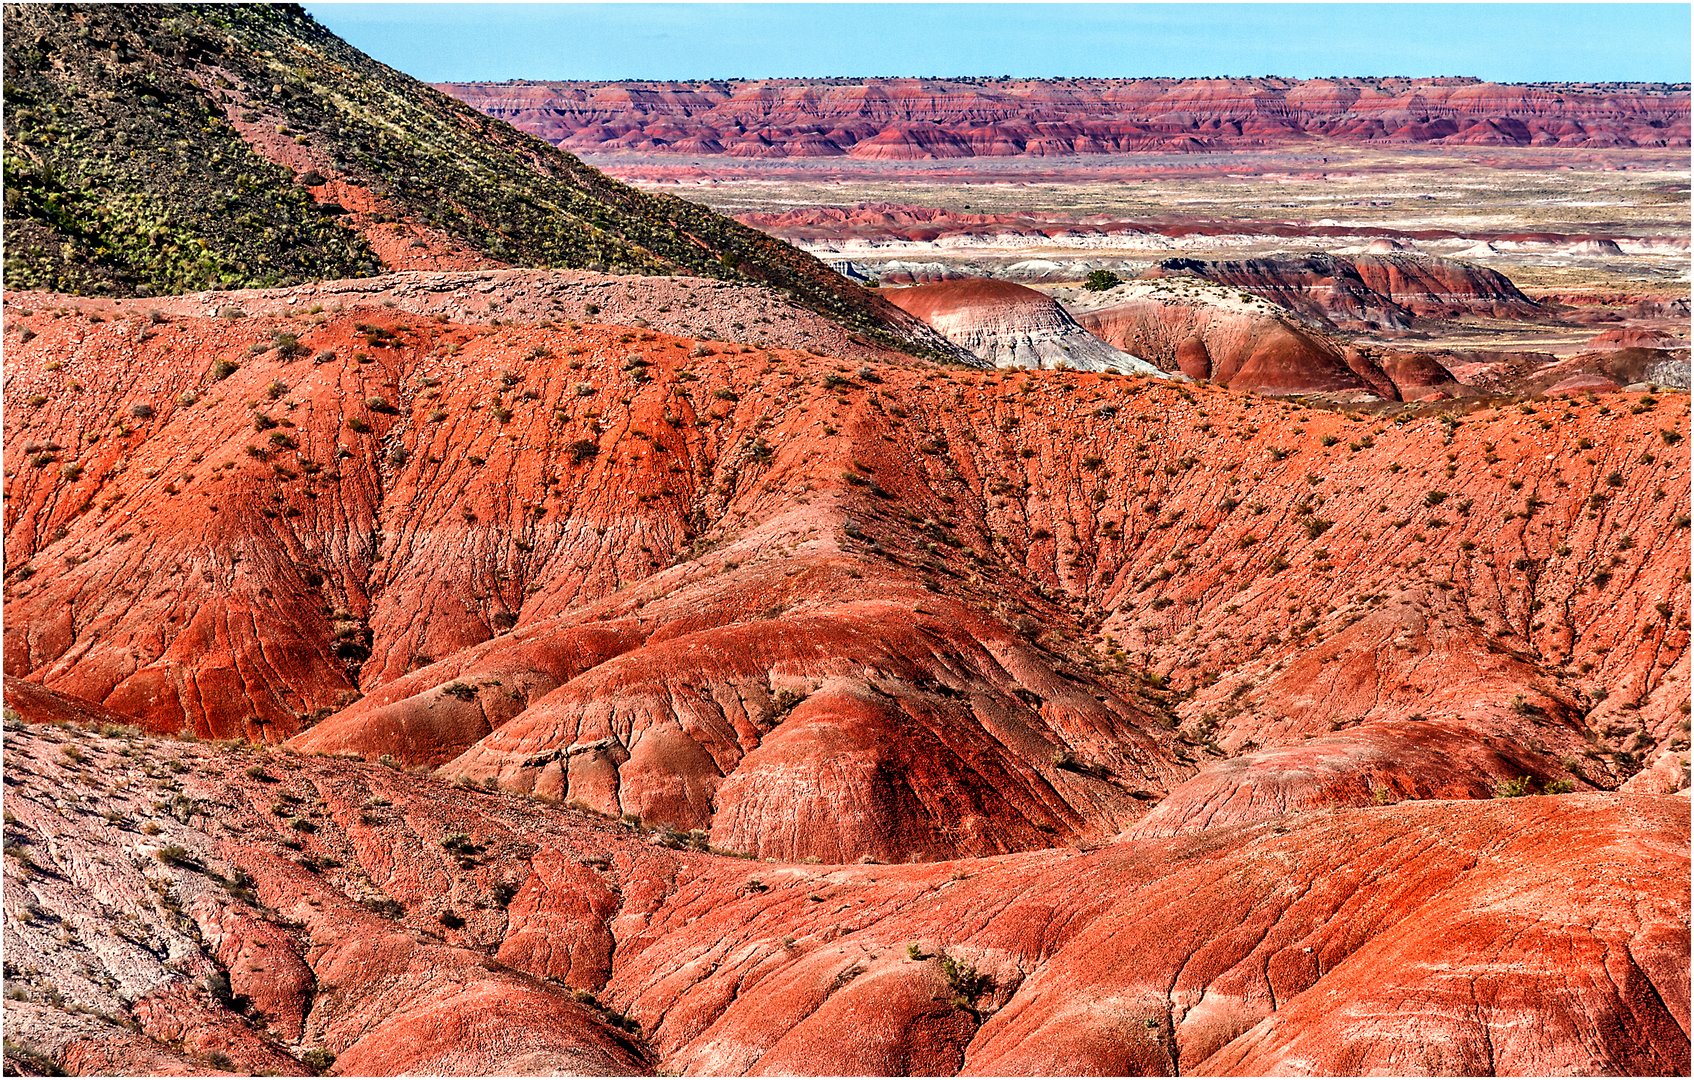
[6,274,1689,869]
[2,718,1687,1077]
[440,77,1691,157]
[5,267,1691,1075]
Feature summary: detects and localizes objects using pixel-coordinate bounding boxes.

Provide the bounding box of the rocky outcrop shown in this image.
[1147,253,1543,330]
[441,77,1692,158]
[883,278,1162,373]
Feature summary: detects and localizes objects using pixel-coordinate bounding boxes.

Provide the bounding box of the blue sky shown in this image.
[304,3,1692,83]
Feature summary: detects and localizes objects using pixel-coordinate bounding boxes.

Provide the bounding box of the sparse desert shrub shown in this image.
[441,832,478,855]
[1052,749,1111,779]
[940,954,993,1010]
[441,681,477,701]
[300,1048,336,1073]
[154,844,193,866]
[272,331,307,359]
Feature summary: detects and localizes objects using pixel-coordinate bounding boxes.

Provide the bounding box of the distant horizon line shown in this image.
[432,74,1694,88]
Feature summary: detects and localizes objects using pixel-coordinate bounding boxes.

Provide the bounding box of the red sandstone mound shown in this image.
[1063,280,1372,395]
[1146,253,1544,331]
[1061,279,1470,401]
[1521,347,1692,395]
[883,278,1163,373]
[294,556,1192,864]
[2,719,1687,1077]
[1369,348,1471,399]
[440,77,1691,158]
[1589,325,1690,350]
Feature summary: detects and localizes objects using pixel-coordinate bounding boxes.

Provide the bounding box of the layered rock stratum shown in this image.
[1058,278,1375,396]
[1144,253,1545,331]
[441,77,1692,157]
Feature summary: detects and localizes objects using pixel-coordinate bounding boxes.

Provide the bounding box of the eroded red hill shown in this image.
[1068,285,1370,395]
[5,273,1688,874]
[1,719,1686,1077]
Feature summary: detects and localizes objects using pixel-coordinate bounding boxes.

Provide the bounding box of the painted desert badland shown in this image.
[2,4,1690,1077]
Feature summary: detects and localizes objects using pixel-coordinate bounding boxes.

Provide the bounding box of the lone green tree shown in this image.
[1083,269,1123,292]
